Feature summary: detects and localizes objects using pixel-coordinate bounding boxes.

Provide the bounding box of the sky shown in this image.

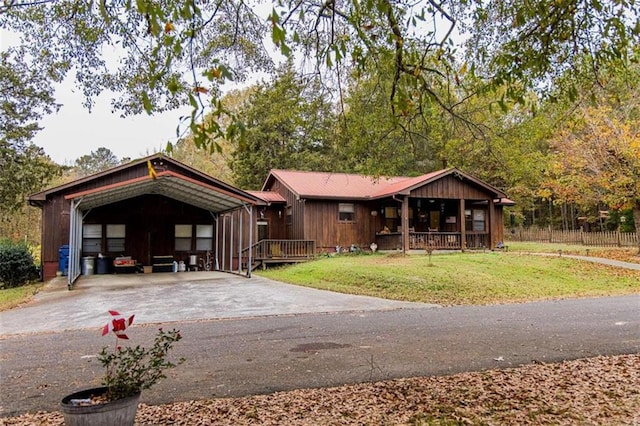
[1,29,198,166]
[33,82,192,165]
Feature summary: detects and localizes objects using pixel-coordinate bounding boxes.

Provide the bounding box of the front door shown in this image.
[257,220,269,241]
[429,211,440,231]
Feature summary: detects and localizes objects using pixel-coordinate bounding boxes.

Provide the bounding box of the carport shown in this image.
[29,155,263,286]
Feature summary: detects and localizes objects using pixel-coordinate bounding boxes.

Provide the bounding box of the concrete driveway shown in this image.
[0,272,433,336]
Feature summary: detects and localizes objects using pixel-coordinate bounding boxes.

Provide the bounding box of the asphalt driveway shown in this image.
[0,272,433,336]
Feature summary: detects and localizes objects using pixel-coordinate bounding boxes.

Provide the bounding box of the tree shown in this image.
[0,48,62,216]
[74,147,121,177]
[168,89,254,184]
[230,63,337,189]
[2,1,636,153]
[546,104,639,249]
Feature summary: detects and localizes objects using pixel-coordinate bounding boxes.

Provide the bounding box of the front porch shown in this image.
[241,239,317,270]
[376,231,490,251]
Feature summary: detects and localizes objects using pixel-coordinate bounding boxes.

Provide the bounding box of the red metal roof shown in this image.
[266,170,408,199]
[264,168,507,200]
[369,169,448,198]
[247,191,287,203]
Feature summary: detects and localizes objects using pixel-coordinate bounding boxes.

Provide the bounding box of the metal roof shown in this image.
[64,171,259,213]
[246,191,287,203]
[264,170,407,200]
[264,168,508,200]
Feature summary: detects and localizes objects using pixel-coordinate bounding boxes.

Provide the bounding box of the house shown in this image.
[29,154,263,285]
[251,168,514,256]
[30,154,513,284]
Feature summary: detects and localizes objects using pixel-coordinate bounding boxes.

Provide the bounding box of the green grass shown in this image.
[506,241,631,254]
[0,282,43,311]
[257,252,640,305]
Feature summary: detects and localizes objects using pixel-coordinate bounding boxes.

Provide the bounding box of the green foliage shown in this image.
[0,240,38,288]
[99,328,184,401]
[4,0,637,154]
[0,49,62,214]
[74,147,122,177]
[230,62,337,189]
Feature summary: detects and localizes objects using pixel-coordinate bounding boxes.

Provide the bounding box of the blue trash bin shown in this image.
[58,245,70,276]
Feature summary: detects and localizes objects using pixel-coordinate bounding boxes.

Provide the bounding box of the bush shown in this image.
[0,240,39,288]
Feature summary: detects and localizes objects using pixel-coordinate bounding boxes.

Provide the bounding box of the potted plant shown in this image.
[60,310,184,426]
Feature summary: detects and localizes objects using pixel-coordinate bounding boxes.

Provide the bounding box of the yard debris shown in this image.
[2,354,638,425]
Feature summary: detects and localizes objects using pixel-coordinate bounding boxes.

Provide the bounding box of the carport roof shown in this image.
[64,170,260,213]
[29,154,262,213]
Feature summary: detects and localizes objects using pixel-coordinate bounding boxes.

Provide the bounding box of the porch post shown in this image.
[488,198,494,249]
[401,196,409,253]
[460,199,466,251]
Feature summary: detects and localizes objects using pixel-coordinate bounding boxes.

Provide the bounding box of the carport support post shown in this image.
[238,208,243,274]
[242,204,253,278]
[221,214,226,271]
[68,198,85,289]
[229,213,234,272]
[211,212,219,271]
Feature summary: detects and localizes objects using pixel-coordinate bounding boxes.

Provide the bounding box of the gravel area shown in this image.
[3,354,638,425]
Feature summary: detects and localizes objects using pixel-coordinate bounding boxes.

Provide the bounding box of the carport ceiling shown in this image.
[65,172,256,213]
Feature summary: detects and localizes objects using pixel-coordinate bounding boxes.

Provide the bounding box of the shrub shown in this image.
[0,240,38,288]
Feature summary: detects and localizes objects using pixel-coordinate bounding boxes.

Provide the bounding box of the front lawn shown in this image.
[0,282,43,311]
[257,251,640,305]
[507,241,640,264]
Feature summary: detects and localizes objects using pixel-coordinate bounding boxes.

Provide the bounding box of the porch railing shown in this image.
[409,232,489,250]
[410,232,461,249]
[465,233,489,249]
[241,239,316,267]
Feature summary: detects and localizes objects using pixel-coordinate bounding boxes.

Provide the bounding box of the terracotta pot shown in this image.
[60,386,140,426]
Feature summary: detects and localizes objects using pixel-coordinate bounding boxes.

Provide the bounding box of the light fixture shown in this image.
[370,210,378,217]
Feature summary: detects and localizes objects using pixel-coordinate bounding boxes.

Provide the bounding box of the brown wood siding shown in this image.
[493,205,505,246]
[302,201,377,251]
[410,175,490,200]
[260,208,286,240]
[266,182,304,239]
[41,194,72,267]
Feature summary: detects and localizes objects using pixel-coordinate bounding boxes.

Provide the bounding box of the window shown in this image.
[285,206,293,225]
[175,224,192,251]
[384,206,398,219]
[339,203,355,221]
[106,224,126,252]
[472,210,486,232]
[82,224,102,253]
[196,224,213,251]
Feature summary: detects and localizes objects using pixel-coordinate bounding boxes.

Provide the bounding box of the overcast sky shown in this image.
[33,84,191,165]
[2,29,197,165]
